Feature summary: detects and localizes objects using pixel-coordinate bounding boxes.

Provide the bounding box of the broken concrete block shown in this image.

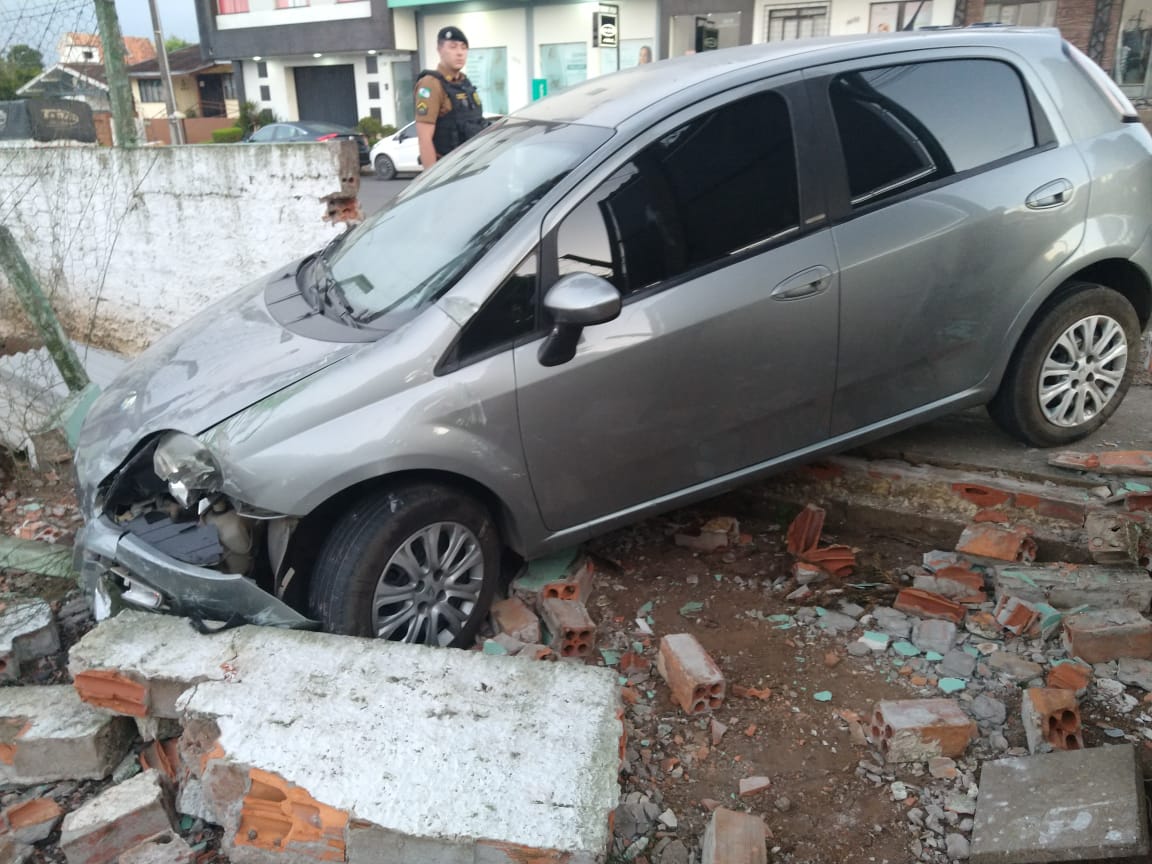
[166,624,620,864]
[870,699,976,764]
[913,566,986,602]
[993,595,1038,636]
[793,561,827,585]
[119,832,194,864]
[911,619,958,655]
[988,652,1043,683]
[1049,449,1152,475]
[1021,688,1083,754]
[539,598,597,659]
[511,549,595,605]
[60,770,176,864]
[70,611,237,719]
[700,807,767,864]
[490,597,541,644]
[1047,660,1092,692]
[0,684,134,784]
[657,633,725,715]
[737,776,771,797]
[971,745,1148,864]
[1063,608,1152,664]
[0,597,60,680]
[1116,657,1152,691]
[4,796,63,844]
[676,517,739,552]
[993,563,1152,612]
[1085,512,1145,564]
[894,589,966,624]
[955,523,1036,563]
[0,836,32,863]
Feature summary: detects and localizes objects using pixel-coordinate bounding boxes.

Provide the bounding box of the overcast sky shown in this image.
[114,0,200,42]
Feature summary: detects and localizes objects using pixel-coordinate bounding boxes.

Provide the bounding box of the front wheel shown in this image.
[308,484,500,647]
[988,284,1140,446]
[374,154,396,181]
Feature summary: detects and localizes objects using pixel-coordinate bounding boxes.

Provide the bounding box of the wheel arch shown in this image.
[278,469,523,612]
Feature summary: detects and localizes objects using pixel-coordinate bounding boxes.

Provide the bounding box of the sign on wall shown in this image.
[594,7,619,47]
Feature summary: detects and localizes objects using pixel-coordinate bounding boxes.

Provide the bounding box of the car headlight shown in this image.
[152,432,223,510]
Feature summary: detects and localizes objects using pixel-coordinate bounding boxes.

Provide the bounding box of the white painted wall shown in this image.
[393,9,418,51]
[752,0,955,43]
[535,3,603,79]
[0,144,353,353]
[246,53,409,125]
[421,8,530,111]
[217,0,372,30]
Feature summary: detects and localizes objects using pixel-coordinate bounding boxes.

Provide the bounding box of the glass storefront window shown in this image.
[983,0,1056,25]
[670,12,741,56]
[541,42,589,92]
[1118,7,1152,89]
[601,38,655,72]
[467,46,509,114]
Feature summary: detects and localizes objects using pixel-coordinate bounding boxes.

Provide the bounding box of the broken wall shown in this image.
[0,142,358,354]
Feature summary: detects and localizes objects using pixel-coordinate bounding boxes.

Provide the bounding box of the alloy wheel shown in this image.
[1037,314,1128,428]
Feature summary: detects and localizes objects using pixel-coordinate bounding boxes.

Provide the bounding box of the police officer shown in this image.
[414,27,488,169]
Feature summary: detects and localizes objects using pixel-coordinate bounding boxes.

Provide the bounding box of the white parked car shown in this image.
[370,116,503,180]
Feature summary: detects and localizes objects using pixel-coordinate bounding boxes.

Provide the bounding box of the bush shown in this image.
[255,108,278,127]
[235,100,260,134]
[212,126,243,143]
[356,116,395,143]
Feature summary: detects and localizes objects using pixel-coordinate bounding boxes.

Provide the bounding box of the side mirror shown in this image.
[538,273,621,367]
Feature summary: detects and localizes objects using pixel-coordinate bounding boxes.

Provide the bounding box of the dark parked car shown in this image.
[246,121,371,166]
[76,29,1152,649]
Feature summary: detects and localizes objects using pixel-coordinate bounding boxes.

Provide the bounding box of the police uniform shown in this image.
[414,27,488,158]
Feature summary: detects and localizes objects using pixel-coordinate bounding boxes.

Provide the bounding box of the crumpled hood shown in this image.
[74,270,359,498]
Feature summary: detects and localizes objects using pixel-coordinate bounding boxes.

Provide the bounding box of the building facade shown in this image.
[127,45,239,121]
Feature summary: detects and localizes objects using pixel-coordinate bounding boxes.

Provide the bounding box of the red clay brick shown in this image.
[539,599,596,659]
[1021,688,1083,753]
[72,670,149,717]
[5,797,62,845]
[798,462,842,481]
[1063,609,1152,664]
[994,595,1039,637]
[952,483,1013,508]
[657,634,725,715]
[1049,450,1152,475]
[701,807,768,864]
[1035,498,1088,525]
[973,509,1011,524]
[619,652,650,675]
[870,699,976,764]
[1126,493,1152,513]
[893,589,966,624]
[540,558,596,601]
[786,504,825,556]
[738,776,771,797]
[490,597,542,644]
[1047,661,1092,692]
[675,517,740,553]
[800,544,858,578]
[234,768,347,860]
[955,523,1037,563]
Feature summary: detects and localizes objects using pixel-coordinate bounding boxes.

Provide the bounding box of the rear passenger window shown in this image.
[555,90,799,297]
[830,59,1037,207]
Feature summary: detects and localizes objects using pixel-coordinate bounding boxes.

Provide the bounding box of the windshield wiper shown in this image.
[312,252,363,328]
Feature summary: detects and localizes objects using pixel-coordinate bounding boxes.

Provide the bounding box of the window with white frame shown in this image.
[275,0,309,8]
[983,0,1056,25]
[765,4,830,41]
[138,79,164,102]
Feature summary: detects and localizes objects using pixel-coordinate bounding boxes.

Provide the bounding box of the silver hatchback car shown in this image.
[75,29,1152,647]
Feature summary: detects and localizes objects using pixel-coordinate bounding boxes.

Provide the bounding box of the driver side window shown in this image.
[554,89,799,298]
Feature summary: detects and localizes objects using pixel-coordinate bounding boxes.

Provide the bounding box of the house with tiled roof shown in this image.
[56,33,156,66]
[127,44,237,120]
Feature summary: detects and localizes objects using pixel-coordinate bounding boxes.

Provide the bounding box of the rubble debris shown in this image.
[992,595,1038,637]
[971,745,1148,864]
[0,836,32,863]
[911,619,958,654]
[4,796,63,844]
[1047,660,1092,692]
[59,769,176,864]
[1063,608,1152,664]
[737,777,771,797]
[0,596,59,680]
[987,652,1043,683]
[490,597,541,645]
[870,699,976,763]
[894,589,966,624]
[1115,657,1152,691]
[119,831,195,864]
[700,807,768,864]
[1020,688,1083,753]
[955,524,1037,564]
[800,544,858,578]
[539,598,597,658]
[657,633,725,714]
[1084,512,1145,565]
[1047,449,1152,476]
[510,548,594,604]
[0,684,134,784]
[785,504,825,555]
[913,566,986,603]
[675,516,740,552]
[994,563,1152,612]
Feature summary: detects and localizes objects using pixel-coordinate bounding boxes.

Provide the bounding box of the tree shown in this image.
[164,36,190,54]
[0,45,44,101]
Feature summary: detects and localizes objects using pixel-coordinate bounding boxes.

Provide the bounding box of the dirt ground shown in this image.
[3,456,1152,864]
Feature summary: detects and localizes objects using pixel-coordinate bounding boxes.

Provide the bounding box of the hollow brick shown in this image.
[539,598,597,659]
[1021,688,1083,754]
[657,634,725,715]
[870,699,975,764]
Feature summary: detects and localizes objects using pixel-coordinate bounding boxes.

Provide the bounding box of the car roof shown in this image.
[295,121,354,133]
[514,27,1064,129]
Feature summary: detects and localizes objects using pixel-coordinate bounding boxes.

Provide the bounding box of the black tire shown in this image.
[988,283,1140,447]
[308,484,500,647]
[374,154,396,181]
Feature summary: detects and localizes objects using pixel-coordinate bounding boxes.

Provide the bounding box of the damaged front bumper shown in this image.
[75,514,315,629]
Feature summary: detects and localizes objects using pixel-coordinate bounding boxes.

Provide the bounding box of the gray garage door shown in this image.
[294,65,357,127]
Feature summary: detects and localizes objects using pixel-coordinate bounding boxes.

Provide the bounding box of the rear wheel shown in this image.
[988,283,1139,446]
[374,154,396,181]
[308,484,500,646]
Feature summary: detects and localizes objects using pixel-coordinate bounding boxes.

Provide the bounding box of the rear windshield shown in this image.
[324,119,612,324]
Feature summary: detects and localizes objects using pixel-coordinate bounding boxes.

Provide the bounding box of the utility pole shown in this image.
[148,0,185,145]
[93,0,137,146]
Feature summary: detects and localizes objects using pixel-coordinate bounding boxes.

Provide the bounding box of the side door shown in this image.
[513,77,842,532]
[807,50,1091,436]
[394,123,422,172]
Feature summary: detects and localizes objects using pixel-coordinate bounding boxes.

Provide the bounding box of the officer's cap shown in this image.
[437,26,468,46]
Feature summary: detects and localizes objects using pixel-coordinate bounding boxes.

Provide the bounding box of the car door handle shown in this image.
[771,265,833,300]
[1026,179,1074,210]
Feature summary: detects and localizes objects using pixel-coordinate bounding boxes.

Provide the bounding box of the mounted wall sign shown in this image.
[594,8,619,47]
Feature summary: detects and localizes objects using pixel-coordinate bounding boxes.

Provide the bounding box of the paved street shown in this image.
[359,173,412,216]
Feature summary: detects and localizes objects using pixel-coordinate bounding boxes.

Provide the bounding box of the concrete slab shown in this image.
[0,684,134,784]
[0,597,60,679]
[59,769,176,864]
[993,564,1152,612]
[72,612,621,863]
[971,744,1148,864]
